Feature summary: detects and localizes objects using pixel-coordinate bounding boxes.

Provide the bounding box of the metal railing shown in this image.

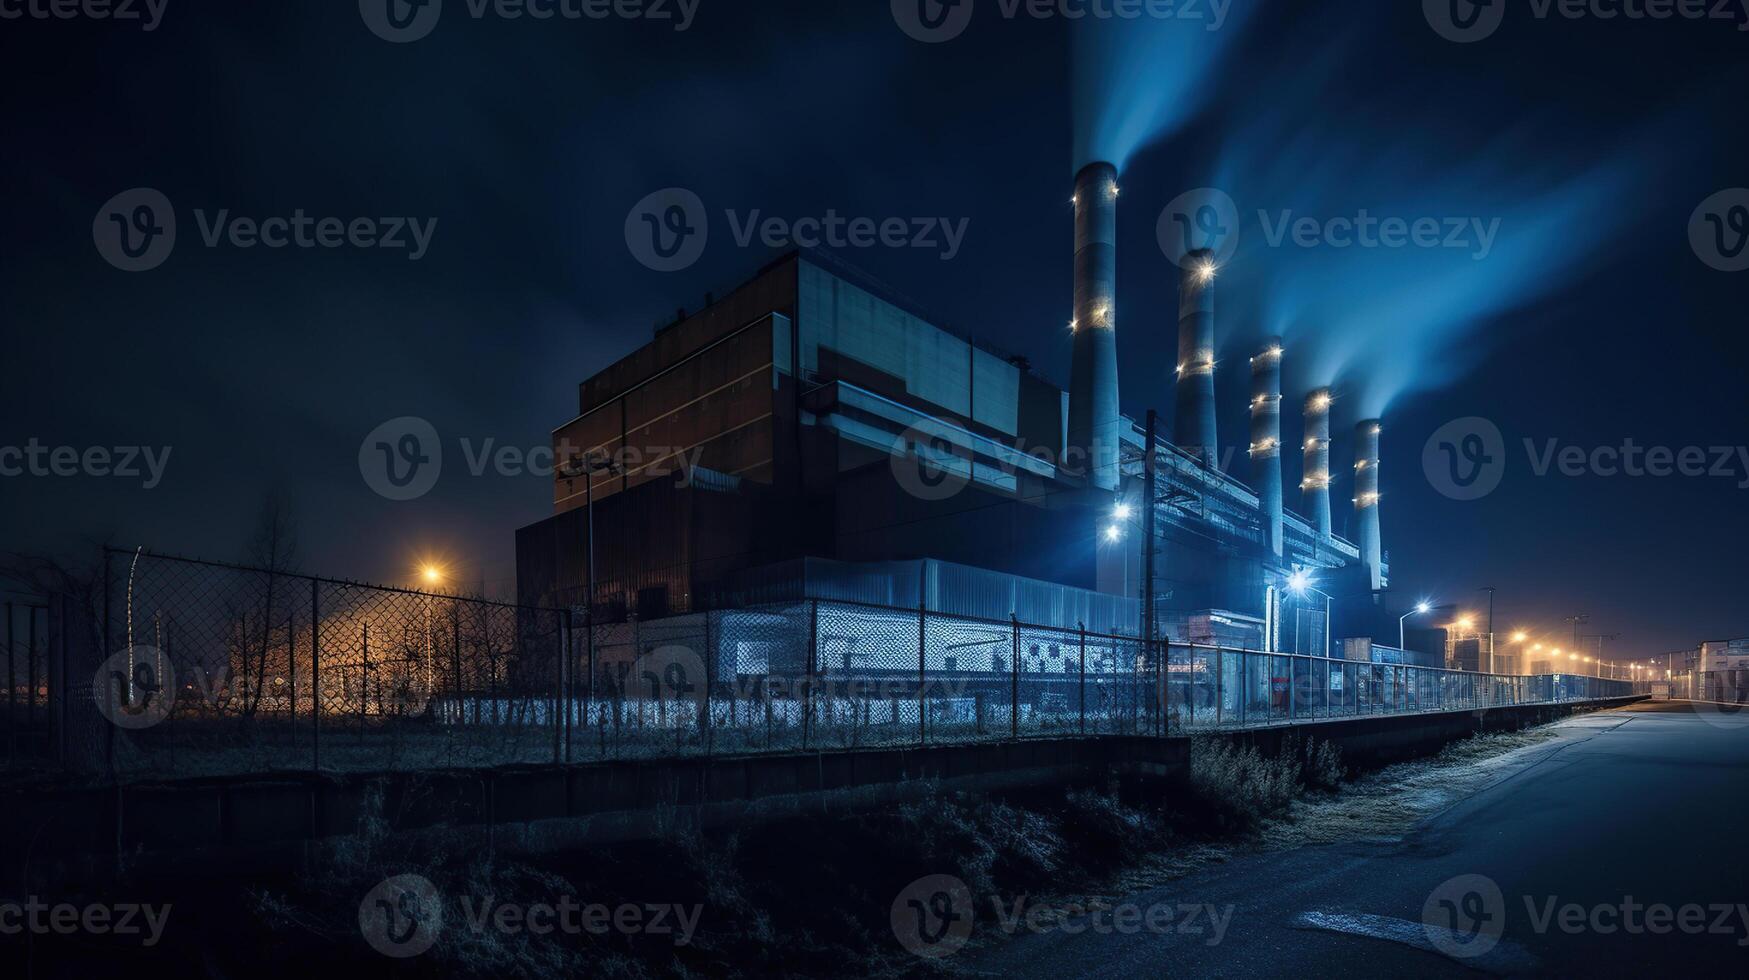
[45,550,1644,782]
[1163,645,1638,730]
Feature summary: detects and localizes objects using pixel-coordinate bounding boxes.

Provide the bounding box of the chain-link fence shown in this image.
[569,599,1164,761]
[56,549,1655,781]
[1162,644,1641,730]
[81,550,569,780]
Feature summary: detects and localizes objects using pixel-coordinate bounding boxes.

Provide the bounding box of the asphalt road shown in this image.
[969,702,1749,977]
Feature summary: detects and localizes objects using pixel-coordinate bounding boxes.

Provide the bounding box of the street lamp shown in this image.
[1400,600,1433,651]
[416,561,448,698]
[1288,570,1333,659]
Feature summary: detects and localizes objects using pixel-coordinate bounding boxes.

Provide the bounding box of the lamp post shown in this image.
[564,450,623,725]
[419,563,446,696]
[1288,570,1333,659]
[1400,601,1432,652]
[1480,587,1497,674]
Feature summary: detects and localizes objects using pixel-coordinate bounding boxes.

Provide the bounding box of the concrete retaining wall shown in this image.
[0,697,1641,885]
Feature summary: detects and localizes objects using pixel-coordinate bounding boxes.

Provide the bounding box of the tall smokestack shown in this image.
[1174,248,1218,467]
[1354,419,1383,591]
[1068,162,1120,492]
[1301,388,1333,541]
[1250,338,1284,557]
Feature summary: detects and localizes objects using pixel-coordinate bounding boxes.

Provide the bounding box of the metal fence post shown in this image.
[55,596,69,767]
[26,604,37,734]
[103,551,113,773]
[917,601,927,747]
[804,600,817,751]
[703,609,714,757]
[310,579,320,772]
[360,623,369,742]
[451,603,463,728]
[563,609,575,763]
[1216,647,1224,728]
[1010,615,1020,740]
[585,610,596,745]
[1155,638,1165,736]
[6,602,14,765]
[1288,655,1296,720]
[1078,622,1087,735]
[553,611,563,765]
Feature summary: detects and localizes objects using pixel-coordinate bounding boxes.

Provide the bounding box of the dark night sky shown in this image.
[2,1,1745,658]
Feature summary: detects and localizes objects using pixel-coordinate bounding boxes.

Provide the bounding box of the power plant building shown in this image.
[518,165,1395,655]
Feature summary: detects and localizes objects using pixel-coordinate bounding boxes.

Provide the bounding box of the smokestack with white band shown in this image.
[1354,419,1383,591]
[1068,162,1121,492]
[1250,338,1284,557]
[1301,388,1333,541]
[1175,248,1218,467]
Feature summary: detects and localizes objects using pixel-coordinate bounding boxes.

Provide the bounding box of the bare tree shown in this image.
[242,494,300,720]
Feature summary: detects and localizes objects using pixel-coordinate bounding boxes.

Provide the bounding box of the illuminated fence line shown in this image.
[1162,644,1639,730]
[56,550,1645,782]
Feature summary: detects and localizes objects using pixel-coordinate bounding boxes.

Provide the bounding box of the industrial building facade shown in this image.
[518,166,1410,659]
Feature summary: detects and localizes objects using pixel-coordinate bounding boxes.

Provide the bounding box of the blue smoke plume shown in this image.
[1070,5,1258,171]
